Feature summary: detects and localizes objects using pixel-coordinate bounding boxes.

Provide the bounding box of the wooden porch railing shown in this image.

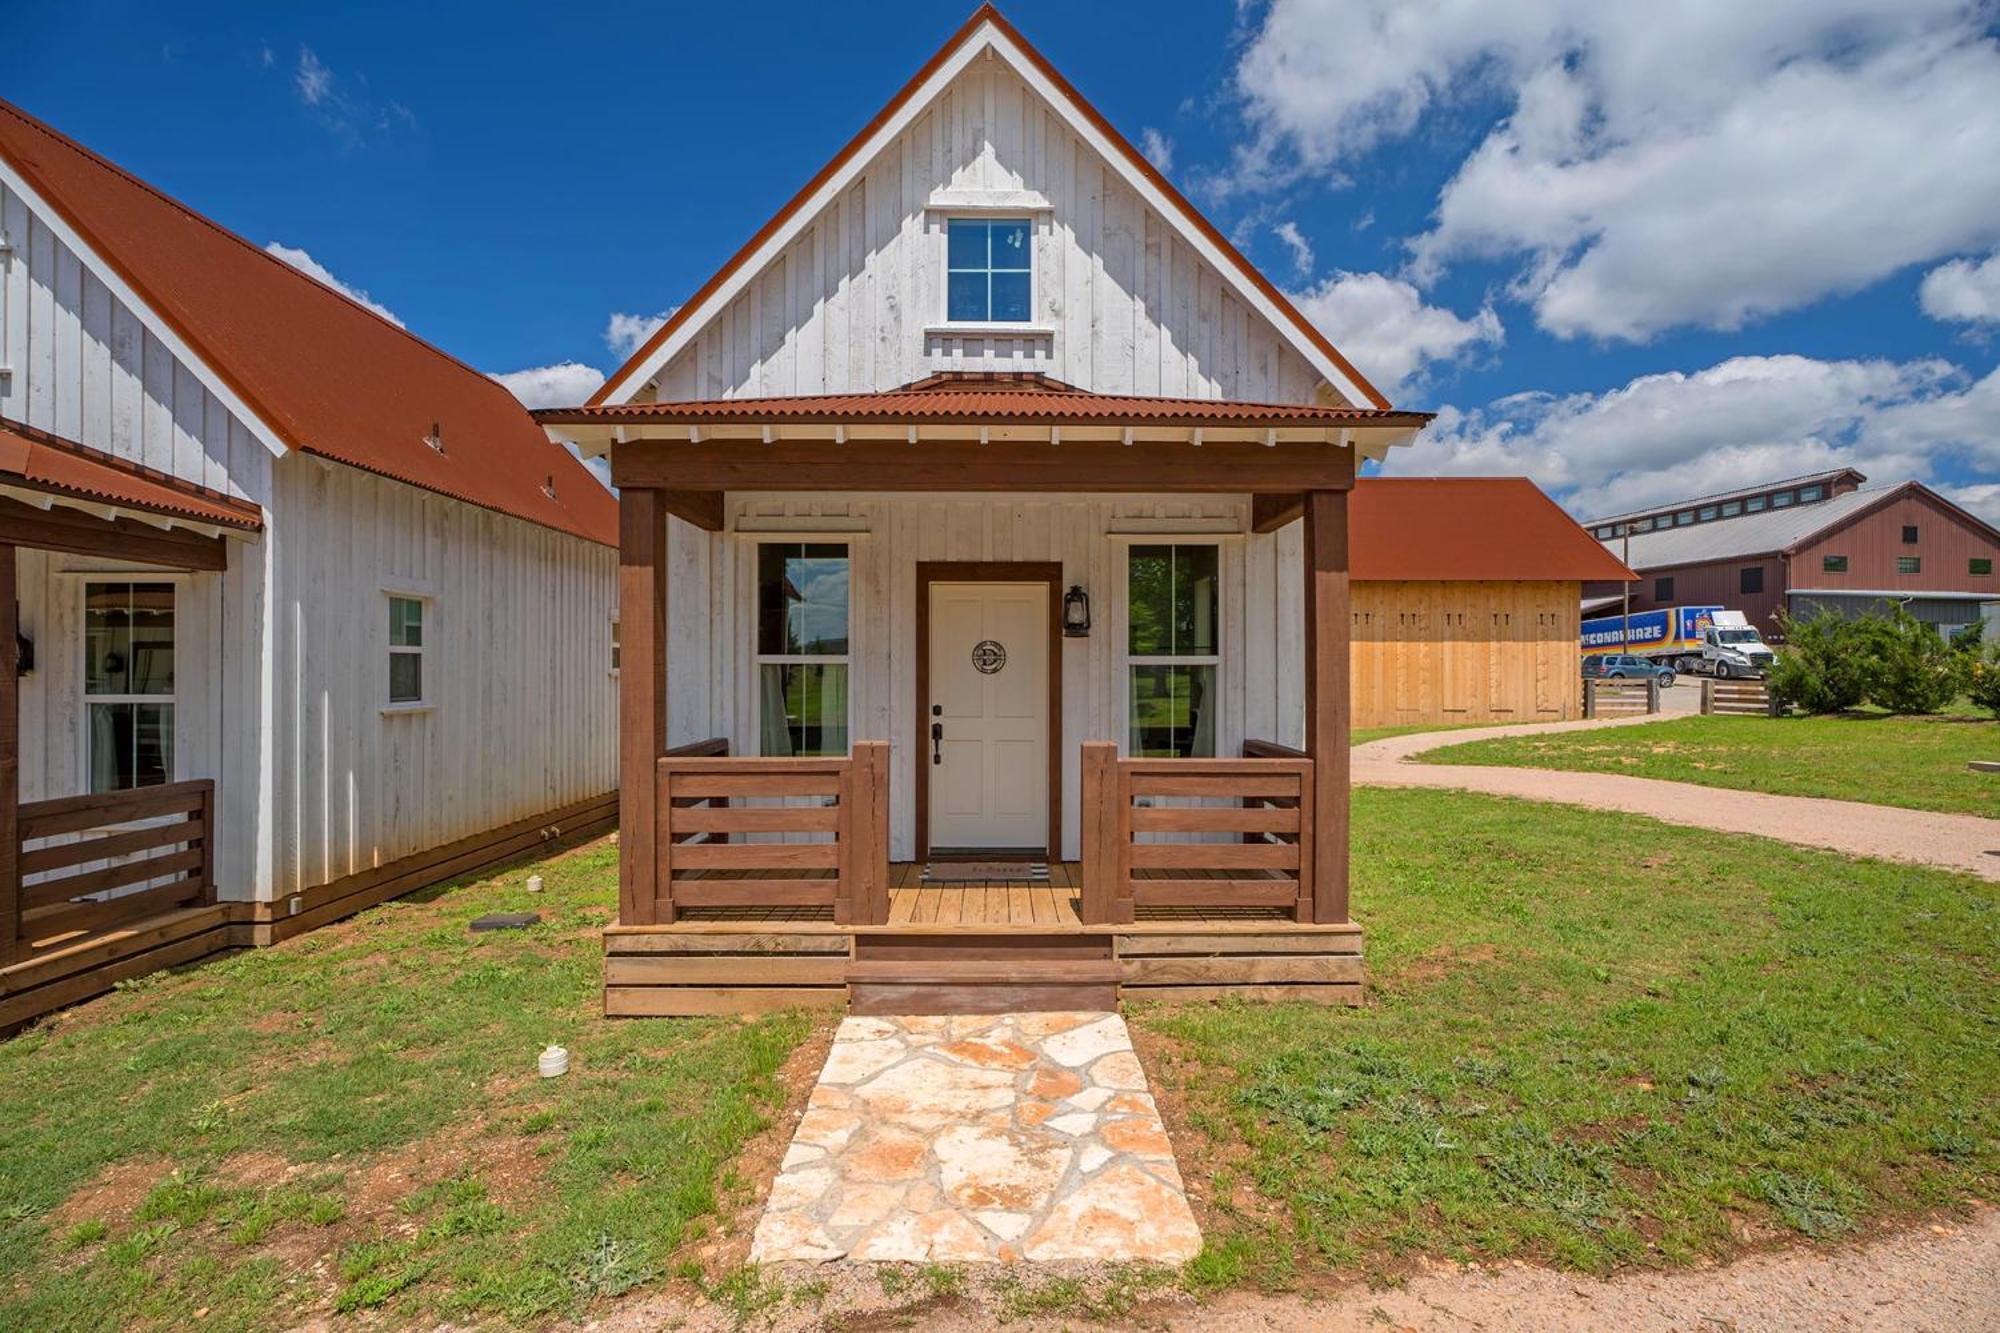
[12,780,216,953]
[649,740,889,926]
[1079,741,1314,924]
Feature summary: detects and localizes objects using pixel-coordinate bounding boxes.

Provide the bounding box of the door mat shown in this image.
[921,861,1050,882]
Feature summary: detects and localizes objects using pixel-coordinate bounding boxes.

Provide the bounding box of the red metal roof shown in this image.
[1352,478,1637,583]
[0,416,263,529]
[0,98,616,548]
[537,377,1429,430]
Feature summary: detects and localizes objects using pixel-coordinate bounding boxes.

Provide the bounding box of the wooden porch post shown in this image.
[0,544,16,965]
[618,490,671,926]
[1302,490,1351,924]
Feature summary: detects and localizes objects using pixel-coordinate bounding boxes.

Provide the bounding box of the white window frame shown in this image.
[609,614,621,676]
[78,577,180,793]
[931,214,1050,335]
[383,589,432,713]
[1119,540,1224,759]
[751,540,853,757]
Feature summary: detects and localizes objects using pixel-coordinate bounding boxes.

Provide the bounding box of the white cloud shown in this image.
[1271,221,1314,278]
[1920,251,2000,325]
[1288,271,1501,400]
[284,45,414,147]
[604,309,678,358]
[1229,2,2000,340]
[294,46,332,106]
[263,243,403,326]
[1939,482,2000,526]
[487,362,606,409]
[1385,354,2000,521]
[1139,127,1174,174]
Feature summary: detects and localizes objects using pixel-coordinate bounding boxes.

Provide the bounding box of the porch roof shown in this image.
[0,416,263,533]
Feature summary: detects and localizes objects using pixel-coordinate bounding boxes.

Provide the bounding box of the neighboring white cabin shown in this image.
[2,166,617,907]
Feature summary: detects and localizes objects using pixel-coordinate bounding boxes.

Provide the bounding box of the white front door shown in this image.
[928,582,1049,851]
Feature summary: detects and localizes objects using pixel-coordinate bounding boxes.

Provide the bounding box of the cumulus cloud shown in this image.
[1271,221,1314,279]
[1139,128,1174,173]
[1385,354,2000,521]
[264,243,403,326]
[1920,251,2000,325]
[1288,271,1501,400]
[487,362,606,409]
[604,310,678,358]
[1940,482,2000,525]
[1228,1,2000,340]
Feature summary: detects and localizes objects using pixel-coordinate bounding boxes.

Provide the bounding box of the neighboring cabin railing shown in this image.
[651,739,889,926]
[1079,741,1314,925]
[13,780,216,953]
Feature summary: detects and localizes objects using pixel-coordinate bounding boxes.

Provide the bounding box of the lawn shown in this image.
[0,837,814,1332]
[1,795,1994,1327]
[1135,788,1997,1286]
[1411,711,2000,816]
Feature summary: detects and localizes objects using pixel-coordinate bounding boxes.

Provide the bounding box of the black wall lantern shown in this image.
[1062,584,1091,638]
[15,630,32,677]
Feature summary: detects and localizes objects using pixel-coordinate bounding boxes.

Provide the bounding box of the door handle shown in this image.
[931,721,944,765]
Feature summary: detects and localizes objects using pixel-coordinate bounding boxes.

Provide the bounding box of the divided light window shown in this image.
[388,596,426,705]
[1897,556,1922,575]
[84,582,174,793]
[756,543,850,756]
[1127,544,1219,759]
[946,219,1031,323]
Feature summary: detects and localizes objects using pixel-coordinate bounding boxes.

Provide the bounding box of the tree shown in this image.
[1857,607,1969,715]
[1767,608,1868,714]
[1968,639,2000,720]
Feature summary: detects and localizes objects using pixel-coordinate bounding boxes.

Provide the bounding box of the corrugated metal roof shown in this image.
[0,416,263,528]
[1354,478,1636,583]
[1600,487,1890,568]
[0,98,617,547]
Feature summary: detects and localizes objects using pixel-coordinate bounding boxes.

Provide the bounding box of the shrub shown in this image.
[1768,609,1868,714]
[1856,608,1969,715]
[1969,640,2000,720]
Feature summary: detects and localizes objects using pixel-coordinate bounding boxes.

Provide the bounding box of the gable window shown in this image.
[756,543,850,756]
[1739,566,1764,595]
[1973,558,1994,576]
[85,582,174,792]
[1901,524,1919,544]
[1654,576,1674,601]
[1127,544,1219,758]
[1822,555,1848,573]
[946,219,1031,323]
[387,596,426,705]
[1896,556,1922,575]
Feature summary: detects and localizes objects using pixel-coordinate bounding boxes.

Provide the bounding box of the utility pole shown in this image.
[1620,523,1632,653]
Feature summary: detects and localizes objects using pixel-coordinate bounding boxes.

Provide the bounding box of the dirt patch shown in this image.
[1397,941,1501,987]
[50,1156,174,1230]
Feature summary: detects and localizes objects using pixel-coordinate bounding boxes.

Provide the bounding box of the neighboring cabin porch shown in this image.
[539,378,1426,1015]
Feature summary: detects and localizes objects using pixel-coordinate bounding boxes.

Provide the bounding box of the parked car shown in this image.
[1584,654,1677,685]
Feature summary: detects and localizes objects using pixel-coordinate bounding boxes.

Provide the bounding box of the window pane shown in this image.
[1128,544,1219,657]
[1973,558,1994,575]
[1897,556,1922,574]
[947,219,988,270]
[759,663,848,756]
[1175,546,1219,655]
[389,597,423,647]
[1127,546,1173,655]
[610,620,621,671]
[88,701,172,792]
[1129,665,1215,758]
[1823,555,1847,572]
[947,270,989,322]
[989,270,1031,322]
[758,544,849,656]
[990,220,1031,268]
[1799,485,1822,502]
[389,651,423,704]
[85,586,133,695]
[136,703,172,787]
[129,586,175,695]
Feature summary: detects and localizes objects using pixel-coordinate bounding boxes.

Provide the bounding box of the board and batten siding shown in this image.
[1350,581,1580,730]
[656,493,1310,863]
[265,456,617,899]
[642,61,1324,406]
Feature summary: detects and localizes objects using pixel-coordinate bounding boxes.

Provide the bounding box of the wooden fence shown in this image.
[1079,741,1313,924]
[1582,678,1660,718]
[652,740,889,925]
[13,780,215,954]
[1700,678,1780,716]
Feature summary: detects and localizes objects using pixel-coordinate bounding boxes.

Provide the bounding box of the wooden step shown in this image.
[847,960,1122,985]
[848,931,1118,1015]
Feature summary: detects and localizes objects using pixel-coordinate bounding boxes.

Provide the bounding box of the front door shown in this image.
[927,581,1049,852]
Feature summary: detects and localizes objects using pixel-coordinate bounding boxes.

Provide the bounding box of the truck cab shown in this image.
[1681,611,1775,678]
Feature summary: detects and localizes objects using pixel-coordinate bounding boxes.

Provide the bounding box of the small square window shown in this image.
[1654,576,1675,601]
[388,596,425,704]
[1822,555,1848,573]
[1739,566,1764,595]
[1901,524,1919,544]
[1896,556,1922,575]
[1973,557,1994,576]
[945,218,1032,323]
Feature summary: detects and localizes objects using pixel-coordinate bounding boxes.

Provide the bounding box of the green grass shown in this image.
[1135,787,1998,1283]
[0,837,813,1332]
[1414,711,2000,815]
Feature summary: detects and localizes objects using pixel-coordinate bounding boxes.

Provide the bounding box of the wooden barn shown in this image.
[0,98,619,1027]
[538,5,1437,1017]
[1347,478,1636,730]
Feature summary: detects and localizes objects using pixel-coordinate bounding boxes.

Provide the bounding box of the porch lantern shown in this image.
[15,630,30,677]
[1062,584,1091,637]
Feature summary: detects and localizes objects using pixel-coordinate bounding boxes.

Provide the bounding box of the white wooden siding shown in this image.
[265,456,617,898]
[646,61,1321,405]
[0,179,271,501]
[660,493,1304,862]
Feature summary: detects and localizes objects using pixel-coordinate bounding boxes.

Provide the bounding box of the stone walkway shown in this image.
[749,1012,1202,1264]
[1355,717,2000,882]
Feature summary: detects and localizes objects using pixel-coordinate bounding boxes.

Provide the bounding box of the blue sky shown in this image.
[6,1,1997,521]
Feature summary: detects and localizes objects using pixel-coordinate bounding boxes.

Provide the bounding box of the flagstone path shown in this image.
[749,1011,1203,1264]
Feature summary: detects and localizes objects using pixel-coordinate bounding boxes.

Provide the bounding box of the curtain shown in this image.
[758,666,794,757]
